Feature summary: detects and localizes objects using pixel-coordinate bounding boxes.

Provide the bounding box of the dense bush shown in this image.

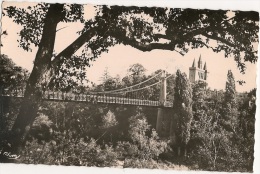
[115,111,168,168]
[30,113,53,141]
[19,136,118,167]
[18,109,168,168]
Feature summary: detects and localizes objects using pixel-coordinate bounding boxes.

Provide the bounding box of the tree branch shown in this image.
[52,27,98,66]
[112,33,176,52]
[153,33,171,40]
[153,29,236,52]
[189,39,217,52]
[200,32,236,48]
[56,26,68,32]
[158,16,239,50]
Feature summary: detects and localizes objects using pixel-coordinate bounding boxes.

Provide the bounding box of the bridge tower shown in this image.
[156,70,167,135]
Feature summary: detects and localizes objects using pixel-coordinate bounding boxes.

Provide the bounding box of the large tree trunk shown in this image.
[9,4,64,153]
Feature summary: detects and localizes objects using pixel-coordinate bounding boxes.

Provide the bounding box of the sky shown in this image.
[1,2,258,93]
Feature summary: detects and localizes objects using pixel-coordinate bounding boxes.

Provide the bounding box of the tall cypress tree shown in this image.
[190,81,208,147]
[192,81,208,119]
[225,70,237,107]
[222,70,238,132]
[171,69,193,157]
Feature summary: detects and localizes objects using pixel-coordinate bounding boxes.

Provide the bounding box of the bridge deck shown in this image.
[1,91,173,108]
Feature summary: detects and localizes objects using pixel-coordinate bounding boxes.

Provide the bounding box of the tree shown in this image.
[119,109,167,168]
[100,67,111,83]
[0,54,29,160]
[103,78,119,91]
[171,70,193,158]
[225,70,237,106]
[188,77,254,171]
[100,110,118,129]
[189,109,223,170]
[189,81,226,170]
[191,81,208,115]
[98,68,121,91]
[210,70,247,171]
[222,70,238,132]
[238,88,256,171]
[0,54,29,91]
[127,63,146,76]
[126,63,146,85]
[2,3,258,152]
[0,54,29,131]
[189,81,208,151]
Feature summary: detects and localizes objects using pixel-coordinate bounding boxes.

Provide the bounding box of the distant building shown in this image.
[188,55,253,108]
[189,55,208,83]
[188,56,218,107]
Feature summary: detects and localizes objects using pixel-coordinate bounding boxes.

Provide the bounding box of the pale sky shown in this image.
[1,2,258,92]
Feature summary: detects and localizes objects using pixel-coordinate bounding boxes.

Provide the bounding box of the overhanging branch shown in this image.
[52,27,98,66]
[201,32,236,48]
[112,33,176,52]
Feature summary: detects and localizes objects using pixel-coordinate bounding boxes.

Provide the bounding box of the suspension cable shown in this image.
[107,74,173,94]
[165,73,174,79]
[93,70,163,94]
[118,81,161,93]
[122,74,173,93]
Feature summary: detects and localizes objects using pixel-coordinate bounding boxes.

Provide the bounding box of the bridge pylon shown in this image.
[156,70,167,136]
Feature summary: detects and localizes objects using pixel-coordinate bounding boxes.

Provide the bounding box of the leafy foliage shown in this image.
[173,70,193,146]
[116,109,168,168]
[188,70,255,172]
[222,70,239,132]
[30,113,53,141]
[0,54,29,90]
[19,137,118,166]
[18,106,168,168]
[100,110,118,129]
[3,4,258,89]
[3,3,84,51]
[191,81,207,112]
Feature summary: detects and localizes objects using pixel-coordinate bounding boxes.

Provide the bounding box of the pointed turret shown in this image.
[203,62,207,70]
[198,54,202,69]
[198,54,202,62]
[192,58,195,67]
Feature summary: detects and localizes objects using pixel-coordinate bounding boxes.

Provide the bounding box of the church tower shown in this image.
[189,55,208,83]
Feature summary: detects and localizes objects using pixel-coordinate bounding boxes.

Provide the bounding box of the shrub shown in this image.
[115,112,168,168]
[19,136,118,167]
[100,110,118,129]
[124,158,159,169]
[30,113,53,141]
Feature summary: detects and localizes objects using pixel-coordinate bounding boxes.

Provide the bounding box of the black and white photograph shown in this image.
[0,0,259,173]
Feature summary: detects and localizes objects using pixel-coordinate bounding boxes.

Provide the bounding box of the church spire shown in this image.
[203,62,207,70]
[192,58,195,67]
[198,54,202,69]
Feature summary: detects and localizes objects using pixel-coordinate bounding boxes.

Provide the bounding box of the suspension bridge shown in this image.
[0,70,173,108]
[0,70,175,136]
